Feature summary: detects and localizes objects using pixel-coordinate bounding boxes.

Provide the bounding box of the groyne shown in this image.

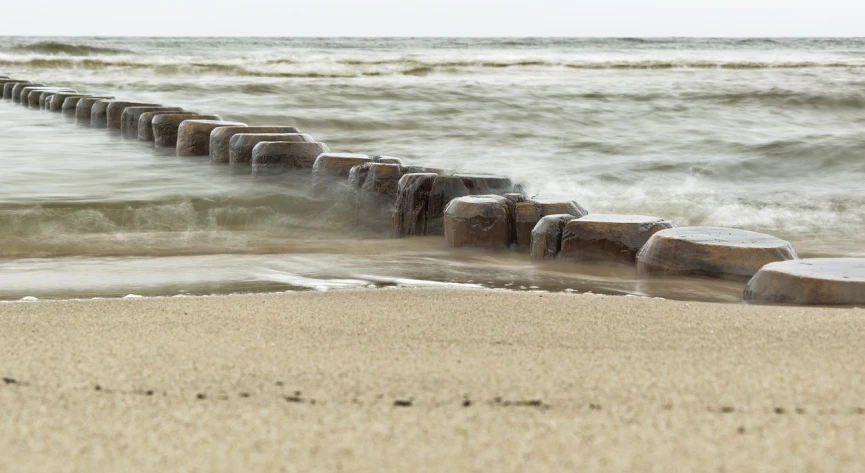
[2,74,861,305]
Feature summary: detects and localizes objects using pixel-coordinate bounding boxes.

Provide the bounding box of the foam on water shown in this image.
[1,37,864,300]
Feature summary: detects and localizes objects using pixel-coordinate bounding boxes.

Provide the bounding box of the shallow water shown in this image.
[1,37,864,301]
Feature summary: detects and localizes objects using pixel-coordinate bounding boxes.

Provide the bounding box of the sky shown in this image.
[4,0,864,37]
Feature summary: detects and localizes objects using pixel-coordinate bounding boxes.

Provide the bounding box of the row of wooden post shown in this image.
[2,74,862,305]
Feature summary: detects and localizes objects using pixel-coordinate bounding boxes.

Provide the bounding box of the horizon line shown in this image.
[2,35,865,39]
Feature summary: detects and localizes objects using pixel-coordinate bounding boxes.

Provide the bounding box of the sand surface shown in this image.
[1,288,864,472]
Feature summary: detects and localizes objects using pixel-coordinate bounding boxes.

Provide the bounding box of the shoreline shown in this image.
[2,288,864,471]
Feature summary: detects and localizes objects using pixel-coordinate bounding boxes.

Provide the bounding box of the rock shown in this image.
[456,173,515,195]
[3,80,33,100]
[347,163,373,193]
[514,203,542,248]
[120,106,183,137]
[444,195,515,249]
[48,93,91,112]
[503,193,525,203]
[744,258,865,305]
[104,101,160,129]
[374,156,404,165]
[36,91,52,109]
[636,227,798,279]
[311,153,373,194]
[401,165,453,175]
[19,87,67,107]
[11,82,44,102]
[75,97,109,124]
[530,214,578,261]
[392,173,438,238]
[39,90,75,110]
[360,163,404,210]
[176,120,247,156]
[87,99,113,127]
[250,141,331,176]
[0,78,27,92]
[427,176,471,235]
[137,110,197,141]
[345,163,406,226]
[37,91,60,109]
[228,133,313,169]
[24,87,74,108]
[514,198,589,248]
[560,214,675,263]
[152,113,221,147]
[61,96,89,116]
[210,126,300,164]
[417,173,515,236]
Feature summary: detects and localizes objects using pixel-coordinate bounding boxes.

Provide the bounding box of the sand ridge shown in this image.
[1,289,864,472]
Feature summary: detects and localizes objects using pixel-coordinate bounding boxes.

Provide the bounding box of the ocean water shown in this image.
[1,37,864,301]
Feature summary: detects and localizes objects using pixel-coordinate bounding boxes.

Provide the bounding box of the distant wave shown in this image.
[2,56,865,77]
[11,41,133,56]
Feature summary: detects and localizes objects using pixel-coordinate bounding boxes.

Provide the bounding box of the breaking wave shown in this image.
[11,41,133,56]
[2,56,865,78]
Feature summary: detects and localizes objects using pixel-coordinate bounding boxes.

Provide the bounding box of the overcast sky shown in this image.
[4,0,863,37]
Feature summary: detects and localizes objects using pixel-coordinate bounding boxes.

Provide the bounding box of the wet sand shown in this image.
[1,288,864,472]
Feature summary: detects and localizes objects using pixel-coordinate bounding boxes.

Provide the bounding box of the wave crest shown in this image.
[2,55,864,78]
[11,41,133,56]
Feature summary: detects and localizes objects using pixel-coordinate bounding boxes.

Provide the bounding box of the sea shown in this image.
[1,37,863,302]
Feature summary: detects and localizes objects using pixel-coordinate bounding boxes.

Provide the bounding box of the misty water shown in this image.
[1,37,864,301]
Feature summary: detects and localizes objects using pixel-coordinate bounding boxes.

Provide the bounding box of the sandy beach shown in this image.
[1,288,863,472]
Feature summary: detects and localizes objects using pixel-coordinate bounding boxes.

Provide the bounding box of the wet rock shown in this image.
[0,78,27,92]
[401,165,453,175]
[21,87,71,107]
[48,92,91,112]
[347,163,373,194]
[444,195,516,249]
[104,101,161,129]
[345,163,406,227]
[530,214,578,261]
[210,126,300,164]
[11,82,44,102]
[744,258,865,305]
[228,133,313,169]
[637,226,798,279]
[176,119,247,156]
[514,198,589,249]
[250,141,331,176]
[456,173,515,195]
[137,110,198,142]
[24,87,74,108]
[120,106,183,137]
[427,176,471,235]
[392,173,438,238]
[75,97,109,124]
[503,193,525,203]
[419,173,516,236]
[360,163,404,216]
[514,203,541,248]
[152,113,221,147]
[374,156,404,165]
[560,214,675,263]
[3,80,33,100]
[87,99,114,127]
[61,96,87,116]
[37,91,59,109]
[39,90,76,110]
[311,153,373,194]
